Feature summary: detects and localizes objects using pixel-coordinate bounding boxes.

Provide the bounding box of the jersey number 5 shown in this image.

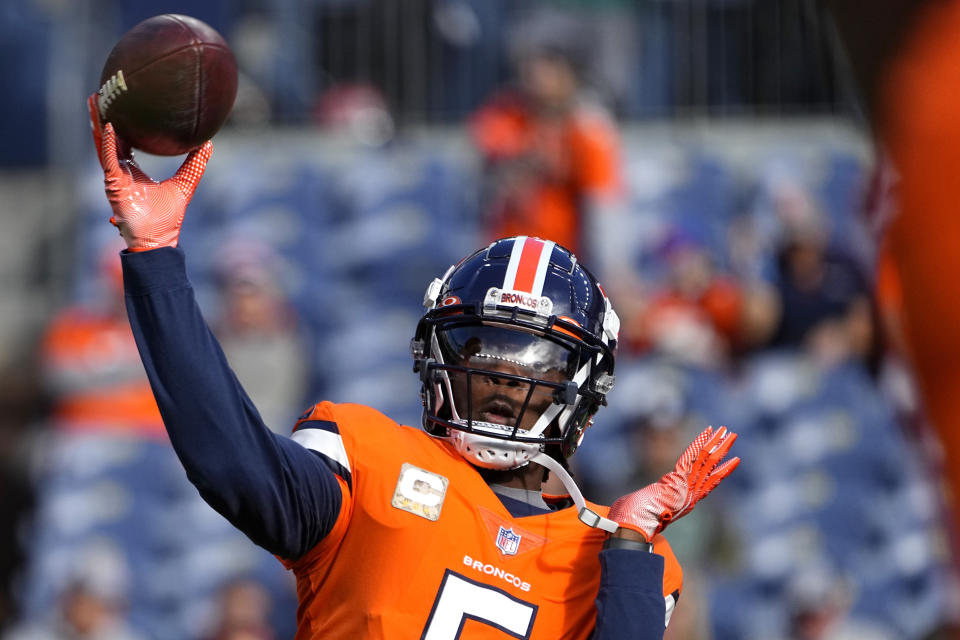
[421,570,538,639]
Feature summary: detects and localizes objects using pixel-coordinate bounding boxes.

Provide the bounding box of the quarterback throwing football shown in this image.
[88,94,738,640]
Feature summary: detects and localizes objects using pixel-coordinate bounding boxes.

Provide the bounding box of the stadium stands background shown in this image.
[0,1,956,639]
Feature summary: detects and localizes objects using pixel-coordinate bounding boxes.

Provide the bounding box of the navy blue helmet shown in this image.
[412,236,619,470]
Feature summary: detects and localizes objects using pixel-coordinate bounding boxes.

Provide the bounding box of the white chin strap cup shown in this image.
[531,453,619,533]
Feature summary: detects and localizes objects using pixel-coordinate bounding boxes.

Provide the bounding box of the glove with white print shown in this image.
[608,426,740,541]
[88,92,212,251]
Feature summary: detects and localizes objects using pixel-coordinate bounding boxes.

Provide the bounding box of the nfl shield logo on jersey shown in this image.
[496,526,522,556]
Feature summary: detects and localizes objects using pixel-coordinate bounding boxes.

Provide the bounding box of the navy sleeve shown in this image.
[121,247,341,560]
[592,549,667,640]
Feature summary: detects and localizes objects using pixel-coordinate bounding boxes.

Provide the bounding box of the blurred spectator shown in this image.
[12,241,299,638]
[627,412,695,488]
[765,187,876,369]
[202,579,275,640]
[777,563,896,640]
[37,248,164,440]
[313,83,395,148]
[212,241,310,434]
[662,576,713,640]
[509,3,640,114]
[573,359,691,503]
[468,17,623,259]
[4,543,144,640]
[623,231,778,367]
[9,244,165,633]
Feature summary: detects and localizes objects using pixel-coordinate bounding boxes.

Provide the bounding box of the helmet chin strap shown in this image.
[531,452,619,533]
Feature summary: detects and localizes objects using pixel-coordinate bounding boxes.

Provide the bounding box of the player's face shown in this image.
[439,326,576,432]
[520,54,578,109]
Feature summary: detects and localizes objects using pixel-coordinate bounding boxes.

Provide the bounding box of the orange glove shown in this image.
[608,426,740,541]
[87,93,212,252]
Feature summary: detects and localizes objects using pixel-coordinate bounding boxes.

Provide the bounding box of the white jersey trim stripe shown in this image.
[291,429,352,473]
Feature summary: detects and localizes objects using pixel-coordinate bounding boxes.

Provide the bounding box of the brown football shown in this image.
[97,14,238,156]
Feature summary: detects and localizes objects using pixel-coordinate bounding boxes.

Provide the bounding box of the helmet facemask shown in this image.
[415,311,613,470]
[412,236,620,530]
[413,236,619,470]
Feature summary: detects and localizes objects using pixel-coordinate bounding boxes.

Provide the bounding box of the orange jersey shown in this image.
[40,307,165,438]
[284,402,682,639]
[470,93,623,255]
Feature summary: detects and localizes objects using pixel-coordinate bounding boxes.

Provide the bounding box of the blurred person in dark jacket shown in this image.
[764,187,876,370]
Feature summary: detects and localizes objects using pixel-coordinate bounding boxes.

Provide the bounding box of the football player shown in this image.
[88,94,738,639]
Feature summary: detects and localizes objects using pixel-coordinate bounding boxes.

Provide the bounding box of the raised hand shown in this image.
[88,93,212,251]
[608,426,740,541]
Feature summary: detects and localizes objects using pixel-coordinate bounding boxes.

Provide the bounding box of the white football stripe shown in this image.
[502,235,527,291]
[530,240,555,296]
